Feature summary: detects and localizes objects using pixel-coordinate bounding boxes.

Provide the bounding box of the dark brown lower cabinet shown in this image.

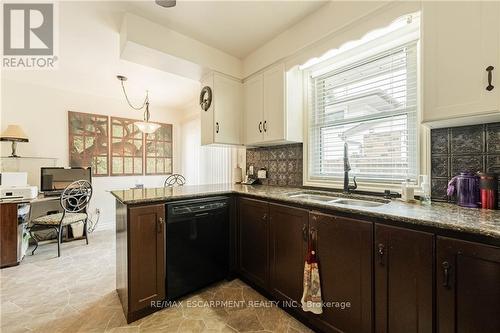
[375,225,433,333]
[269,203,308,310]
[238,197,269,289]
[436,237,500,333]
[309,212,373,333]
[116,202,166,323]
[129,204,166,312]
[114,194,500,332]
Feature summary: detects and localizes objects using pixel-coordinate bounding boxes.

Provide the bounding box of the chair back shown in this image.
[164,174,186,187]
[60,180,93,213]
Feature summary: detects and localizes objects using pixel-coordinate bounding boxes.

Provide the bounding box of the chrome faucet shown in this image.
[343,142,357,194]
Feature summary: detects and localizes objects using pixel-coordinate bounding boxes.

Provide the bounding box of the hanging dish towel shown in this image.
[301,235,323,314]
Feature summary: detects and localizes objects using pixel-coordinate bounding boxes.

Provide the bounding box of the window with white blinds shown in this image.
[308,42,418,185]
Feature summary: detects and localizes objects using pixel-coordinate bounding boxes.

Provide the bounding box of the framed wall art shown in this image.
[68,111,109,176]
[68,111,173,176]
[110,117,144,176]
[145,123,173,175]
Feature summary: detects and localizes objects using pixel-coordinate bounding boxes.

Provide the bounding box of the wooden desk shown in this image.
[0,194,60,205]
[0,195,59,268]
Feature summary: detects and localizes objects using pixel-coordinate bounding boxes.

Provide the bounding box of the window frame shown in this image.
[303,27,425,193]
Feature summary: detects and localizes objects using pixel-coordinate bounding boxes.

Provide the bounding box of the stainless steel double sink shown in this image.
[286,191,390,208]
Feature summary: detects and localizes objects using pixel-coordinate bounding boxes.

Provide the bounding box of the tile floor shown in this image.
[0,229,313,333]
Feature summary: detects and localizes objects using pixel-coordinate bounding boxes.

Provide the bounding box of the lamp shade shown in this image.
[155,0,176,8]
[134,121,161,134]
[0,125,29,142]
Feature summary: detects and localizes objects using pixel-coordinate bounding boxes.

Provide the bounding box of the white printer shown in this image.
[0,172,38,200]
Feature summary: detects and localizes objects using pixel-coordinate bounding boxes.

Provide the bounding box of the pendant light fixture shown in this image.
[116,75,161,134]
[155,0,176,8]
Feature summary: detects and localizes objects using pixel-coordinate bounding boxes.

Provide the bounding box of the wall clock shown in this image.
[199,86,212,111]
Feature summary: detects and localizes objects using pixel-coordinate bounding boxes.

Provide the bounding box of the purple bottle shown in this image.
[447,172,480,208]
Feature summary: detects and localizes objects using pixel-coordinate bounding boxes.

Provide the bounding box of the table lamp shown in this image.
[1,125,29,157]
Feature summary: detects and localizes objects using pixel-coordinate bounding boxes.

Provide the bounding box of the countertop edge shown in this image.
[111,187,500,242]
[237,191,500,240]
[110,189,237,205]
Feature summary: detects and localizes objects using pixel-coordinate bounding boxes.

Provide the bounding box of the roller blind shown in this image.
[308,42,418,184]
[181,115,239,185]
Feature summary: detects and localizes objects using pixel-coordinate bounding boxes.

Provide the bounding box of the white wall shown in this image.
[1,79,184,228]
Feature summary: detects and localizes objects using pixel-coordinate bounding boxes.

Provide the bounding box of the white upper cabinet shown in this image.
[422,1,500,128]
[263,64,285,142]
[243,63,303,146]
[244,74,264,145]
[201,72,243,145]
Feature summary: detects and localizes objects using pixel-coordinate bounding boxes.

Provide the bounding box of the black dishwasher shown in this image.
[166,197,229,300]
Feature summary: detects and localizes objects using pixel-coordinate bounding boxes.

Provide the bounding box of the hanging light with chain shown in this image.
[116,75,161,134]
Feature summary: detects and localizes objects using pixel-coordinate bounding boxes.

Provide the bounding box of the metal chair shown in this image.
[30,180,93,257]
[164,174,186,187]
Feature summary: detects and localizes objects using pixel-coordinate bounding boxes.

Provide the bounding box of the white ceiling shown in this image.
[125,0,327,58]
[2,1,200,111]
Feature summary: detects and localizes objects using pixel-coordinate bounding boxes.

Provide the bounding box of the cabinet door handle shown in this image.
[262,213,267,221]
[486,66,495,91]
[377,243,385,265]
[302,224,308,242]
[259,122,262,133]
[263,121,267,132]
[216,122,219,133]
[309,227,317,247]
[442,261,451,288]
[157,217,164,234]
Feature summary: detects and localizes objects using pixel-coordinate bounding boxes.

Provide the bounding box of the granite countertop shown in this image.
[111,184,500,240]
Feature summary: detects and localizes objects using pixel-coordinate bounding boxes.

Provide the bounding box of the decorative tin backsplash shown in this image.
[246,143,303,186]
[431,122,500,204]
